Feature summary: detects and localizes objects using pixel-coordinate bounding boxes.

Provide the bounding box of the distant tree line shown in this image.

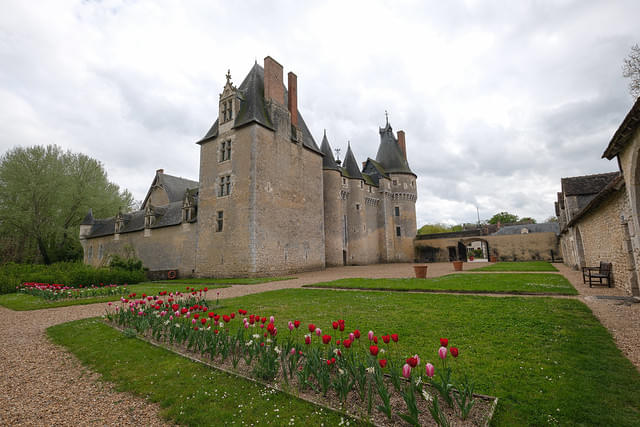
[0,145,133,264]
[418,211,555,235]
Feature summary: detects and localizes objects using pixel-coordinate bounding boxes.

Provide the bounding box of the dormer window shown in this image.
[222,100,233,123]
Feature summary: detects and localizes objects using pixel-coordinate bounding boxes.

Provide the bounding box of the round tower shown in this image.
[320,132,345,266]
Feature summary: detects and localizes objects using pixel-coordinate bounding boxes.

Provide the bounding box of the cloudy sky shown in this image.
[1,0,639,227]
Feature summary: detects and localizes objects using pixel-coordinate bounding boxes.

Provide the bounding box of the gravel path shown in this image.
[1,261,638,425]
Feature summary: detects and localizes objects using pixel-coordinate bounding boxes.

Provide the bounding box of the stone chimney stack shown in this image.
[287,72,298,127]
[397,130,407,160]
[264,56,285,106]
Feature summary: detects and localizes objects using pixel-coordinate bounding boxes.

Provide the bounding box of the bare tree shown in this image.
[623,44,640,98]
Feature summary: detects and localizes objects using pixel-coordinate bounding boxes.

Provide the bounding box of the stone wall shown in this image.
[415,232,559,263]
[81,223,197,276]
[572,187,633,293]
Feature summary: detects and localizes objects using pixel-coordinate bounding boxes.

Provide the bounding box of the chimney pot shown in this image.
[264,56,285,106]
[397,130,407,160]
[288,72,298,127]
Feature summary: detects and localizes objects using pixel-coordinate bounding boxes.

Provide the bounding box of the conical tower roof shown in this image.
[342,143,363,180]
[375,121,414,175]
[81,208,94,225]
[319,130,340,171]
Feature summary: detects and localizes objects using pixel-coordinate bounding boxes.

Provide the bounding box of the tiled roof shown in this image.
[142,172,198,208]
[492,222,559,235]
[560,172,620,196]
[375,122,414,175]
[342,143,363,180]
[319,131,340,171]
[602,97,640,159]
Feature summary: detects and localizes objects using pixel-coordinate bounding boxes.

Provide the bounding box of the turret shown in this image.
[320,131,344,266]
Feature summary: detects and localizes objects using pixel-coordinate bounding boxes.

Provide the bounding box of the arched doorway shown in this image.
[459,238,489,262]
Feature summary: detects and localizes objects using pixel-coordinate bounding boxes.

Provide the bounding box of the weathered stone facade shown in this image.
[79,57,417,277]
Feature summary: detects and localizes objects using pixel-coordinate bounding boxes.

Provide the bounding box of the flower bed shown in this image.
[19,282,129,301]
[106,290,497,426]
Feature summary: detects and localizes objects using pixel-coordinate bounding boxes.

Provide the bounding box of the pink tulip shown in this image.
[425,363,435,378]
[368,330,374,341]
[288,321,294,331]
[192,319,197,324]
[414,354,420,366]
[402,363,411,378]
[349,332,355,341]
[290,348,296,355]
[270,316,275,324]
[169,315,173,320]
[315,328,322,336]
[439,346,447,360]
[244,322,249,329]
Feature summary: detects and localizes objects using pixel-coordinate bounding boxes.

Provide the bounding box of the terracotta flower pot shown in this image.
[413,265,428,279]
[490,256,497,263]
[452,260,463,271]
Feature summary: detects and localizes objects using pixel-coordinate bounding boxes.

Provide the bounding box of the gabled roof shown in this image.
[560,172,620,196]
[319,130,340,171]
[564,174,625,230]
[342,143,363,180]
[603,97,640,160]
[141,172,198,208]
[375,122,415,175]
[492,222,560,236]
[362,158,389,186]
[80,208,94,225]
[196,63,321,154]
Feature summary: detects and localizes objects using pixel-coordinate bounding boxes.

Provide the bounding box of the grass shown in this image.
[153,276,295,285]
[0,282,229,311]
[211,289,639,426]
[47,318,358,426]
[473,261,558,272]
[304,273,577,295]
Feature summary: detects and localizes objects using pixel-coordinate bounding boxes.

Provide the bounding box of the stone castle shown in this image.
[79,57,417,277]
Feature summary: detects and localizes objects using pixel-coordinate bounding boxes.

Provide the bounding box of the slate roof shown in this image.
[85,201,186,238]
[560,172,620,196]
[564,174,625,230]
[603,97,640,160]
[142,172,198,208]
[342,143,364,180]
[362,158,388,186]
[375,122,415,176]
[319,131,340,171]
[196,63,321,154]
[492,222,560,236]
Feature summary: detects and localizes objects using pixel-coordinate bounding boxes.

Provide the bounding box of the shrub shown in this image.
[0,261,145,294]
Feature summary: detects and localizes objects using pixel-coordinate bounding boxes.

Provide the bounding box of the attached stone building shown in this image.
[79,57,417,277]
[557,97,640,296]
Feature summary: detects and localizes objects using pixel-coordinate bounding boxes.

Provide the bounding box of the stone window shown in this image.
[396,226,401,237]
[217,210,224,232]
[356,203,360,210]
[220,140,232,162]
[218,175,231,197]
[395,206,400,217]
[343,178,347,185]
[88,246,93,261]
[393,179,398,186]
[98,244,104,260]
[222,100,233,123]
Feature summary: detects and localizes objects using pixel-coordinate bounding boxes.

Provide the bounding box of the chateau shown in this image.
[79,57,417,277]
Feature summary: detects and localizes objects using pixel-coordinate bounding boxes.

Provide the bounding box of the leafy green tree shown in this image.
[418,223,463,235]
[488,212,519,225]
[519,217,537,224]
[0,145,133,264]
[545,216,559,223]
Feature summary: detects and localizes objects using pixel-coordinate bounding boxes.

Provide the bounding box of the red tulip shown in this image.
[181,307,188,315]
[379,359,387,368]
[214,315,220,322]
[440,338,448,347]
[193,314,200,319]
[208,312,215,318]
[369,345,379,356]
[336,340,341,346]
[214,329,219,334]
[322,334,332,345]
[308,323,316,333]
[406,356,418,368]
[382,335,390,344]
[343,339,352,348]
[294,320,301,328]
[305,335,311,345]
[339,323,345,331]
[332,321,339,330]
[260,317,267,324]
[354,329,361,339]
[451,347,459,358]
[200,318,207,325]
[222,315,231,323]
[373,336,378,344]
[172,304,179,312]
[230,313,235,319]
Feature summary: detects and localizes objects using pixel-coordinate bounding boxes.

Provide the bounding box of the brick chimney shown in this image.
[287,72,298,127]
[397,130,407,160]
[264,56,284,106]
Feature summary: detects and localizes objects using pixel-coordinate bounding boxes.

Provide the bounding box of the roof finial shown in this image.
[225,69,232,85]
[334,147,341,162]
[385,110,389,126]
[323,129,326,137]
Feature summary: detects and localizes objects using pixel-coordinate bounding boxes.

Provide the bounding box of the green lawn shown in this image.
[153,276,295,285]
[473,261,559,272]
[0,282,229,311]
[48,318,357,426]
[50,288,640,425]
[213,289,639,425]
[304,273,577,295]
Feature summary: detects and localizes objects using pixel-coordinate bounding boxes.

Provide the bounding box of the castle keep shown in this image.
[79,57,417,277]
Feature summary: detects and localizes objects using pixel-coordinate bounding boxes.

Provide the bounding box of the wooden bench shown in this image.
[582,262,612,288]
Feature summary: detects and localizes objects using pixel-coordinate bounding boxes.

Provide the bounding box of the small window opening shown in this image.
[217,211,224,232]
[396,226,401,237]
[395,206,400,216]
